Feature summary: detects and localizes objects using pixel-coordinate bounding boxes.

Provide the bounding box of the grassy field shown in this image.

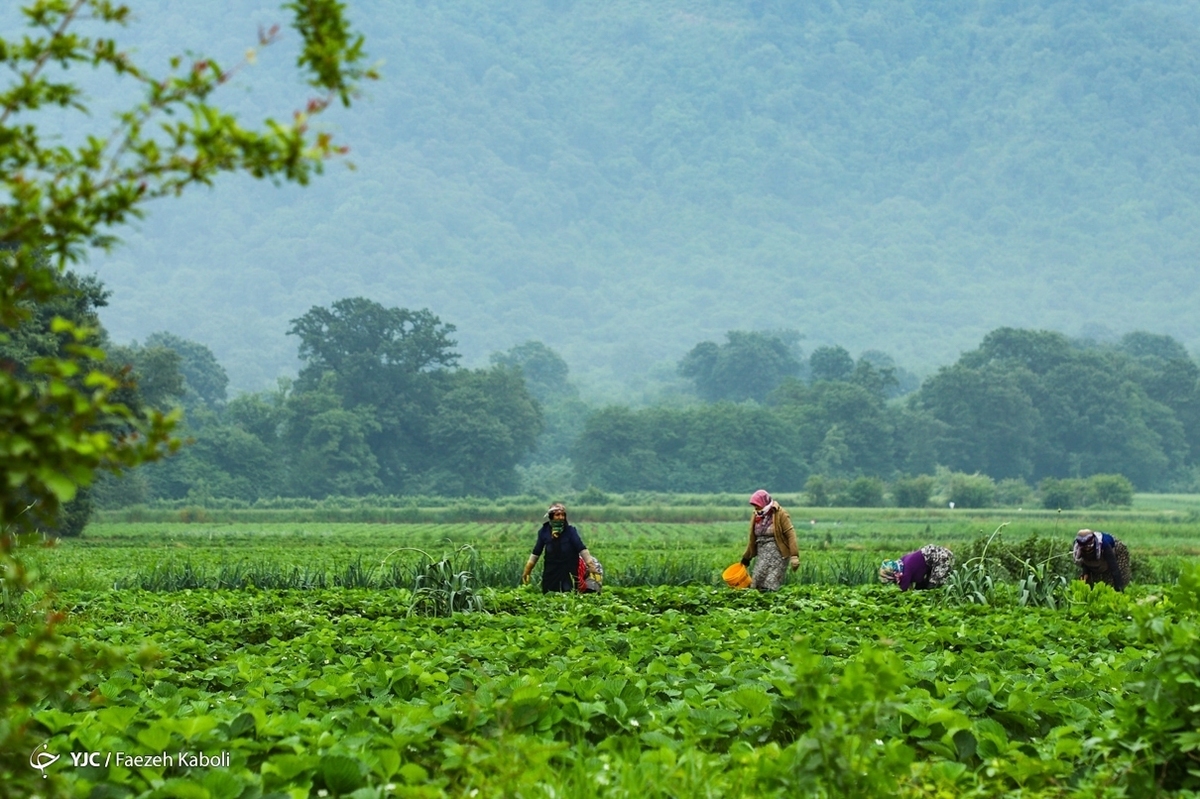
[1133,492,1200,512]
[19,505,1200,593]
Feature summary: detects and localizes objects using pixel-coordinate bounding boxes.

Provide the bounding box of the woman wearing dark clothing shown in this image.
[879,545,955,591]
[1073,529,1131,591]
[522,503,600,593]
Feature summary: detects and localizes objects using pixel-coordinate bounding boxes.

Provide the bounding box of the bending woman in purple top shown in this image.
[879,545,955,591]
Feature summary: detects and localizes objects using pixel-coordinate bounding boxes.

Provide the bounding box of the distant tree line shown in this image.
[12,277,1197,528]
[576,327,1200,495]
[800,470,1134,510]
[91,297,542,508]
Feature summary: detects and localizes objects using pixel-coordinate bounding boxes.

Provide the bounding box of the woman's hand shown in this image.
[789,556,800,571]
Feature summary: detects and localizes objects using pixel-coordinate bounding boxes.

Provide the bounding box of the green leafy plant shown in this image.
[385,545,487,617]
[1092,564,1200,793]
[1014,558,1070,609]
[941,524,1005,606]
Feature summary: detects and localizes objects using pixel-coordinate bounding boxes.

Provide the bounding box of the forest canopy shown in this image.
[16,0,1199,396]
[72,298,1200,516]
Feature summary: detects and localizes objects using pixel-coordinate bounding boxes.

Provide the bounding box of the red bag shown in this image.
[577,556,603,593]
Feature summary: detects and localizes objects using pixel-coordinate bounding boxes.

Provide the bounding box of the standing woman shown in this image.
[740,490,800,591]
[1073,529,1132,591]
[522,503,600,593]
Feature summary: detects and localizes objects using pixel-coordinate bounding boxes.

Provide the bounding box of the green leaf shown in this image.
[137,722,174,752]
[319,754,365,794]
[97,706,139,732]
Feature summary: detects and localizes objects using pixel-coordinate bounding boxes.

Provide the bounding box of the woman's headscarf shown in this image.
[1073,529,1102,563]
[879,559,902,583]
[546,503,568,538]
[749,490,772,511]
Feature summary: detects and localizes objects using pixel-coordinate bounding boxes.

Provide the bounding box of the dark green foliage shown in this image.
[837,476,885,508]
[1040,477,1088,510]
[289,297,459,401]
[947,473,996,509]
[106,343,186,413]
[678,331,802,403]
[772,379,895,478]
[46,491,92,539]
[961,532,1075,583]
[101,318,1200,502]
[0,268,110,383]
[892,475,933,508]
[808,346,855,383]
[0,268,186,532]
[803,474,830,508]
[491,341,588,468]
[911,361,1037,481]
[859,350,920,398]
[144,332,229,410]
[576,485,612,505]
[1039,474,1133,509]
[424,366,543,496]
[278,298,541,496]
[572,402,806,493]
[994,478,1033,507]
[915,327,1200,490]
[1086,473,1135,507]
[490,341,575,403]
[284,393,384,498]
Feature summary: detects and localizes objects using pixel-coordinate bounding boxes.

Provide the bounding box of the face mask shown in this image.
[550,519,565,537]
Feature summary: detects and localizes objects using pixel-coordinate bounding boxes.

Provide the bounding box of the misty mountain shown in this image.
[18,0,1200,395]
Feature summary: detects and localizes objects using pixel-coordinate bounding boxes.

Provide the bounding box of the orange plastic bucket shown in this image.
[722,562,751,589]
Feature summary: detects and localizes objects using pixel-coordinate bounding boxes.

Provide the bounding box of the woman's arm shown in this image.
[522,553,539,584]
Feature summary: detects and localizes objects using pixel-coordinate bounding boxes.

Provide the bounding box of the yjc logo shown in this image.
[29,744,61,779]
[70,752,106,767]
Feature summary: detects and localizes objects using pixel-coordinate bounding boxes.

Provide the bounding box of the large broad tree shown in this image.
[287,297,542,495]
[287,297,458,492]
[289,297,459,402]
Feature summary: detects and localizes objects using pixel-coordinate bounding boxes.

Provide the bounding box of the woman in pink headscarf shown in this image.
[739,489,800,591]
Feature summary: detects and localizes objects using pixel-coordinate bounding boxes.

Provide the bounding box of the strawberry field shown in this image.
[7,515,1200,798]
